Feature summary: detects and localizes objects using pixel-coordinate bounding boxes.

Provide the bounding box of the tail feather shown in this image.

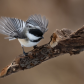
[5,37,16,41]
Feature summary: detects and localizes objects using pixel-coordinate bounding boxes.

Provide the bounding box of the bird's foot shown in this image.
[23,51,28,56]
[33,45,38,49]
[22,46,28,56]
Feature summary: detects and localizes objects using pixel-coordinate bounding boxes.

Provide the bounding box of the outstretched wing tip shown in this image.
[0,17,26,39]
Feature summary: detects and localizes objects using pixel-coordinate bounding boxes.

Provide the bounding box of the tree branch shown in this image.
[1,26,84,78]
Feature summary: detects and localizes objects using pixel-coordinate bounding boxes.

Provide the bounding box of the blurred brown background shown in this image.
[0,0,84,84]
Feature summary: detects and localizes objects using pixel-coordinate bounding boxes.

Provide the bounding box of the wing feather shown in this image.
[0,17,25,40]
[26,14,48,34]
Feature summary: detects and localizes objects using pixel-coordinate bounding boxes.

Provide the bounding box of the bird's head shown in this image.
[25,14,48,42]
[27,28,44,41]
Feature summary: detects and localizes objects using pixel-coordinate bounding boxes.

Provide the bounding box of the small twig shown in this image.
[1,26,84,78]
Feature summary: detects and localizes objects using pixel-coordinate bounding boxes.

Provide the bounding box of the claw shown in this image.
[33,45,38,49]
[23,51,28,56]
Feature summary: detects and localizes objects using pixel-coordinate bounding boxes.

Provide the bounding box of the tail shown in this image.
[5,37,16,41]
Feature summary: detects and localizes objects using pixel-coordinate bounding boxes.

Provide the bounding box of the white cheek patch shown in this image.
[26,31,40,40]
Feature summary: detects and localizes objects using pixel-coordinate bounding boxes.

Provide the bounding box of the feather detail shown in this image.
[0,17,26,40]
[26,14,48,34]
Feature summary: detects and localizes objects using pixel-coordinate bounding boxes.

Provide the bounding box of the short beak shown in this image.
[42,36,44,39]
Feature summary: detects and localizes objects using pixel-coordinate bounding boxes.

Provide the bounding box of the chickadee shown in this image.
[0,15,48,55]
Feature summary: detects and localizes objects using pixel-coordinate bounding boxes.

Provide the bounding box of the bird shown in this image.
[0,15,48,56]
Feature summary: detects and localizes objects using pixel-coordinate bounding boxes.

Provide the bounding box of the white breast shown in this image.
[18,39,39,47]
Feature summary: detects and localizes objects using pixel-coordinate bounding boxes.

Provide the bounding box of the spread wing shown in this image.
[0,17,26,40]
[26,14,48,34]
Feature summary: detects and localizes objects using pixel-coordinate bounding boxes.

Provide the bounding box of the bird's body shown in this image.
[0,15,48,55]
[18,39,40,47]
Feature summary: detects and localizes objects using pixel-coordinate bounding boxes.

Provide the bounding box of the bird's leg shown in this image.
[33,45,38,49]
[22,46,28,56]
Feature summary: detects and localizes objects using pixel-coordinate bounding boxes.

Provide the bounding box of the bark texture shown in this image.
[0,26,84,78]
